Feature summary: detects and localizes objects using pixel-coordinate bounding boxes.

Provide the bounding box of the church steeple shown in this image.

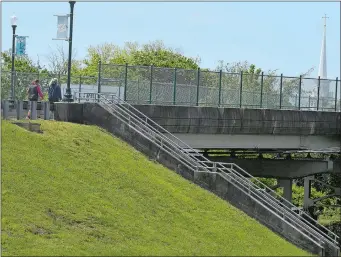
[318,14,328,79]
[318,14,330,101]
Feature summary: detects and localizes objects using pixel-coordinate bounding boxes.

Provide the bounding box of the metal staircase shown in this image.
[76,92,339,256]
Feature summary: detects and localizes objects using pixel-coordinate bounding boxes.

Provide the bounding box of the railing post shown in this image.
[149,65,153,104]
[239,71,243,108]
[317,76,320,111]
[3,100,9,119]
[31,101,37,120]
[173,68,177,105]
[196,68,200,106]
[44,101,50,120]
[97,61,101,94]
[298,75,302,110]
[334,77,338,111]
[260,72,264,108]
[124,63,128,101]
[16,100,23,120]
[279,74,283,109]
[218,70,222,107]
[213,162,217,173]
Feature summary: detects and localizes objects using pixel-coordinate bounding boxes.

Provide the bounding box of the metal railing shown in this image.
[76,92,339,254]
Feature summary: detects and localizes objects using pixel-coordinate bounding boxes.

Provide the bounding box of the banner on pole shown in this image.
[56,15,69,39]
[16,36,27,56]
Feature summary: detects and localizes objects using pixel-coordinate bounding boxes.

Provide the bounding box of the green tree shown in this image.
[81,40,201,103]
[1,51,49,100]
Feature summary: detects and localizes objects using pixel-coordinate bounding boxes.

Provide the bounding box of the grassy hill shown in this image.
[1,120,312,256]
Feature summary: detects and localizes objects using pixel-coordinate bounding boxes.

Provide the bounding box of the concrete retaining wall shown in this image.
[54,102,339,256]
[132,105,341,136]
[53,102,340,136]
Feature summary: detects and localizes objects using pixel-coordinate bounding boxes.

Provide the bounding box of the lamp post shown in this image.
[63,1,75,102]
[10,14,17,101]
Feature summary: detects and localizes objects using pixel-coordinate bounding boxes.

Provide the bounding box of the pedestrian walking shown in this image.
[48,78,62,118]
[27,79,44,119]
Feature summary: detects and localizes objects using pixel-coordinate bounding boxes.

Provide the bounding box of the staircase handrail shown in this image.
[77,92,339,249]
[97,97,326,248]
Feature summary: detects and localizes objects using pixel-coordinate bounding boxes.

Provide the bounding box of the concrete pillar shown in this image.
[278,179,292,205]
[3,100,9,119]
[16,100,23,120]
[303,175,314,210]
[30,101,37,120]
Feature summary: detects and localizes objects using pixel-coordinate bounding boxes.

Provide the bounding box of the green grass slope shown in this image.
[1,120,311,256]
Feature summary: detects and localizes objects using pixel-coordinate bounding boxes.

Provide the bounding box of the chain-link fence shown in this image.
[100,64,340,111]
[1,65,340,112]
[1,70,98,101]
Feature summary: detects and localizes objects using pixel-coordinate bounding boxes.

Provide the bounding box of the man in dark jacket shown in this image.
[27,79,44,119]
[48,78,62,118]
[48,78,62,103]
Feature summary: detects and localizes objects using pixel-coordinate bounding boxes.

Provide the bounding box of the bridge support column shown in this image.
[303,176,314,210]
[278,179,292,205]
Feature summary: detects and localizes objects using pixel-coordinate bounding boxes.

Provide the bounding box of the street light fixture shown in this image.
[10,14,17,100]
[11,14,18,26]
[63,1,75,102]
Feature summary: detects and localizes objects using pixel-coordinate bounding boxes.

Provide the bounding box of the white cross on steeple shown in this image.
[322,14,329,27]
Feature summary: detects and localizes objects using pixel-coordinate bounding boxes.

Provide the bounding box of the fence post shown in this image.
[124,63,128,101]
[308,95,311,109]
[334,77,338,111]
[149,65,153,104]
[218,70,222,107]
[79,75,82,93]
[173,68,177,105]
[298,75,302,110]
[317,76,320,111]
[78,75,82,103]
[16,100,23,120]
[196,68,200,106]
[97,61,101,94]
[260,72,264,108]
[279,73,283,109]
[239,71,243,108]
[3,100,9,119]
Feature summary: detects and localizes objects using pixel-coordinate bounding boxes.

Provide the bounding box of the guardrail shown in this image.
[76,91,339,255]
[1,100,53,120]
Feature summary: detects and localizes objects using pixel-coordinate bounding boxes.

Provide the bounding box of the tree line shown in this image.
[1,40,315,105]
